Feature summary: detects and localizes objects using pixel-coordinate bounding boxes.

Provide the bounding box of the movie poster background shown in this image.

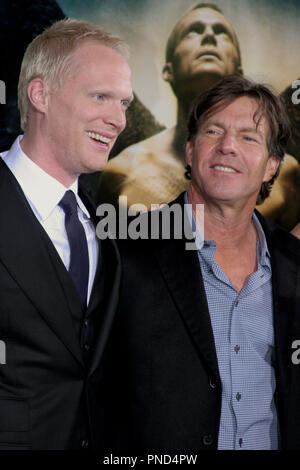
[57,0,298,125]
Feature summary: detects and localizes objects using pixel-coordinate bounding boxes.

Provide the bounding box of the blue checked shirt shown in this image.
[185,194,278,450]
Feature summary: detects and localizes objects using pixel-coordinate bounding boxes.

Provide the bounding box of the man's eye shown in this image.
[121,100,130,109]
[243,136,255,142]
[206,129,218,135]
[185,24,205,37]
[95,95,103,101]
[213,24,230,37]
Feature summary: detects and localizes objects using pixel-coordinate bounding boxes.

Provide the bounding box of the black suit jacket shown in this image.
[0,157,120,449]
[103,192,300,451]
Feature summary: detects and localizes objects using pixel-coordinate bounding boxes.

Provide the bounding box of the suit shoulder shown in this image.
[270,224,300,259]
[256,210,300,256]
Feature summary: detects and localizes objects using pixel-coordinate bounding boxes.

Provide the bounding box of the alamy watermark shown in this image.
[0,80,6,104]
[291,80,300,105]
[0,340,6,364]
[291,340,300,365]
[96,196,204,250]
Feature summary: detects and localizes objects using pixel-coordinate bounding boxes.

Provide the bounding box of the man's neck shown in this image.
[187,186,258,250]
[20,132,77,188]
[188,187,259,292]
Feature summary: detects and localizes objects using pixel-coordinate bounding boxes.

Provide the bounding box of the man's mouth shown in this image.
[212,165,238,174]
[196,50,221,60]
[86,131,114,145]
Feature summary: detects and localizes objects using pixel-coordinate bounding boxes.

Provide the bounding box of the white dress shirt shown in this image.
[1,136,98,305]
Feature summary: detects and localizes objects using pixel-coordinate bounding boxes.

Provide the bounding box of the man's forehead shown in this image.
[71,41,131,78]
[73,40,124,62]
[200,97,269,133]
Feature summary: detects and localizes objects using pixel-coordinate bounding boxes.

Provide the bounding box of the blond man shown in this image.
[0,19,132,449]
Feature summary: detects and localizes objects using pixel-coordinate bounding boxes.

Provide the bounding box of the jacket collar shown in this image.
[154,192,220,381]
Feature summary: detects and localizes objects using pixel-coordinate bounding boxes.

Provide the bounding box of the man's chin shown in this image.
[177,70,225,97]
[82,155,110,174]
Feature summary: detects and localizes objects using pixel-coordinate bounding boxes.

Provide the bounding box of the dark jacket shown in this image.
[0,157,120,449]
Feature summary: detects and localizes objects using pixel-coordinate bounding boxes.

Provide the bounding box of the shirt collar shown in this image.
[252,212,270,265]
[2,136,90,221]
[183,191,270,264]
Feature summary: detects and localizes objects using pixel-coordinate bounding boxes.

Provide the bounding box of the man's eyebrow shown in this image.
[238,126,263,135]
[201,120,224,128]
[201,121,264,136]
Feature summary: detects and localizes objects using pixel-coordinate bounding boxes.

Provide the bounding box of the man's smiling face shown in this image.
[45,40,133,183]
[186,96,279,207]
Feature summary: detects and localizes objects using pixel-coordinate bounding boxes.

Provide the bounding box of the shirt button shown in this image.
[83,319,88,327]
[81,439,89,448]
[84,344,90,351]
[236,392,242,401]
[234,299,239,307]
[234,345,240,354]
[202,434,214,446]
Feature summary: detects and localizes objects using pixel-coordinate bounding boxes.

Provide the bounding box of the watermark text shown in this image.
[0,80,6,104]
[0,340,6,364]
[96,196,204,250]
[291,79,300,105]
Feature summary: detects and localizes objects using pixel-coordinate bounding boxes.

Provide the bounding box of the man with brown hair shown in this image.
[0,18,132,449]
[104,75,300,450]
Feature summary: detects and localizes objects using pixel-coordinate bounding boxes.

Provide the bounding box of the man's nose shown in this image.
[217,133,237,155]
[201,25,217,46]
[103,102,126,131]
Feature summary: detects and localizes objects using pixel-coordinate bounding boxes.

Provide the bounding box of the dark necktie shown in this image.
[59,190,89,309]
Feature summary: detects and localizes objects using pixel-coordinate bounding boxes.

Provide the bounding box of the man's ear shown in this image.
[185,140,194,167]
[236,65,244,76]
[263,156,280,182]
[27,78,50,114]
[162,62,174,84]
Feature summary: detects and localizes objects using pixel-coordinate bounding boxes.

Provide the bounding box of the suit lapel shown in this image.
[155,234,220,380]
[79,186,104,314]
[88,236,121,376]
[78,186,122,376]
[0,159,84,367]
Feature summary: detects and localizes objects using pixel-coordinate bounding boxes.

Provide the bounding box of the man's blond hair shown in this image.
[18,18,129,131]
